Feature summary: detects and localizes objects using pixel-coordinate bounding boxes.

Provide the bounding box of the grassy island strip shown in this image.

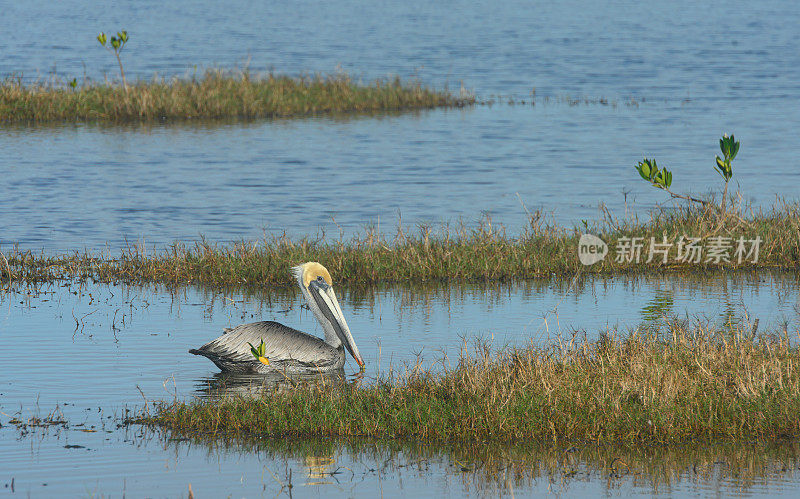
[0,71,472,123]
[137,324,800,444]
[2,203,799,286]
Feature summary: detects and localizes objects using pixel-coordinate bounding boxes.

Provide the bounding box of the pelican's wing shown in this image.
[190,321,337,364]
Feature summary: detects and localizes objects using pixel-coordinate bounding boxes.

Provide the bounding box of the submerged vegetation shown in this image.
[139,322,800,443]
[0,71,471,123]
[2,202,799,286]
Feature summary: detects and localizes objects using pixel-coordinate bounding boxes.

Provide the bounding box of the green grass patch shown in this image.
[0,70,472,123]
[137,323,800,444]
[3,202,799,286]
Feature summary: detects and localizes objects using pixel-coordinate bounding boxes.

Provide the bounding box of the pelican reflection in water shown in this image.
[190,262,364,374]
[197,371,347,399]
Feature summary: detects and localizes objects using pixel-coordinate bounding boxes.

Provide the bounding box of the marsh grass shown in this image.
[138,323,800,444]
[3,202,799,286]
[0,70,472,123]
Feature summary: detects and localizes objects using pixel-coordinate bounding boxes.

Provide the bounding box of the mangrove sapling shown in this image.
[97,30,129,88]
[635,134,741,214]
[248,339,270,365]
[715,134,739,214]
[635,158,706,205]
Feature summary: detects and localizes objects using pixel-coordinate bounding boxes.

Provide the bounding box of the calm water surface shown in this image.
[2,273,800,496]
[1,0,799,251]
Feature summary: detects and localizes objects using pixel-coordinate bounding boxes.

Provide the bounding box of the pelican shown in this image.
[189,262,364,374]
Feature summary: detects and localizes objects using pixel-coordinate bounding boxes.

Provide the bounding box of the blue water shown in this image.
[2,273,800,496]
[1,272,797,414]
[4,1,798,102]
[1,0,799,251]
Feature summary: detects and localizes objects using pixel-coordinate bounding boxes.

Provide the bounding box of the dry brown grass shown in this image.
[0,70,472,123]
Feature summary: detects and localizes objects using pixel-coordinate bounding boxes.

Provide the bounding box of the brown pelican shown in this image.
[189,262,364,374]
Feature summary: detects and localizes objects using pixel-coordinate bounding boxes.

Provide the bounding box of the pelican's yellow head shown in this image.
[291,262,364,368]
[295,262,333,289]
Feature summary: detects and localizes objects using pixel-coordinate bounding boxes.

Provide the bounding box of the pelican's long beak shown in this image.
[309,280,365,367]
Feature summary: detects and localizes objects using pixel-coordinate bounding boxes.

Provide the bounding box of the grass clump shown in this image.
[139,323,800,444]
[0,71,472,123]
[2,202,800,286]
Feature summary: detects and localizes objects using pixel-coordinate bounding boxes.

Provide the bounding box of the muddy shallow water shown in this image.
[1,272,799,496]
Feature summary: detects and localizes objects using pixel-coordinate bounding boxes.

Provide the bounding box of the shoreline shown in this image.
[2,203,798,286]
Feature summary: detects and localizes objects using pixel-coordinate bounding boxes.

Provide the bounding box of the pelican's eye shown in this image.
[312,275,330,288]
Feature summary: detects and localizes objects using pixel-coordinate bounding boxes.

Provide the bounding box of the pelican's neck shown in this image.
[298,278,341,349]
